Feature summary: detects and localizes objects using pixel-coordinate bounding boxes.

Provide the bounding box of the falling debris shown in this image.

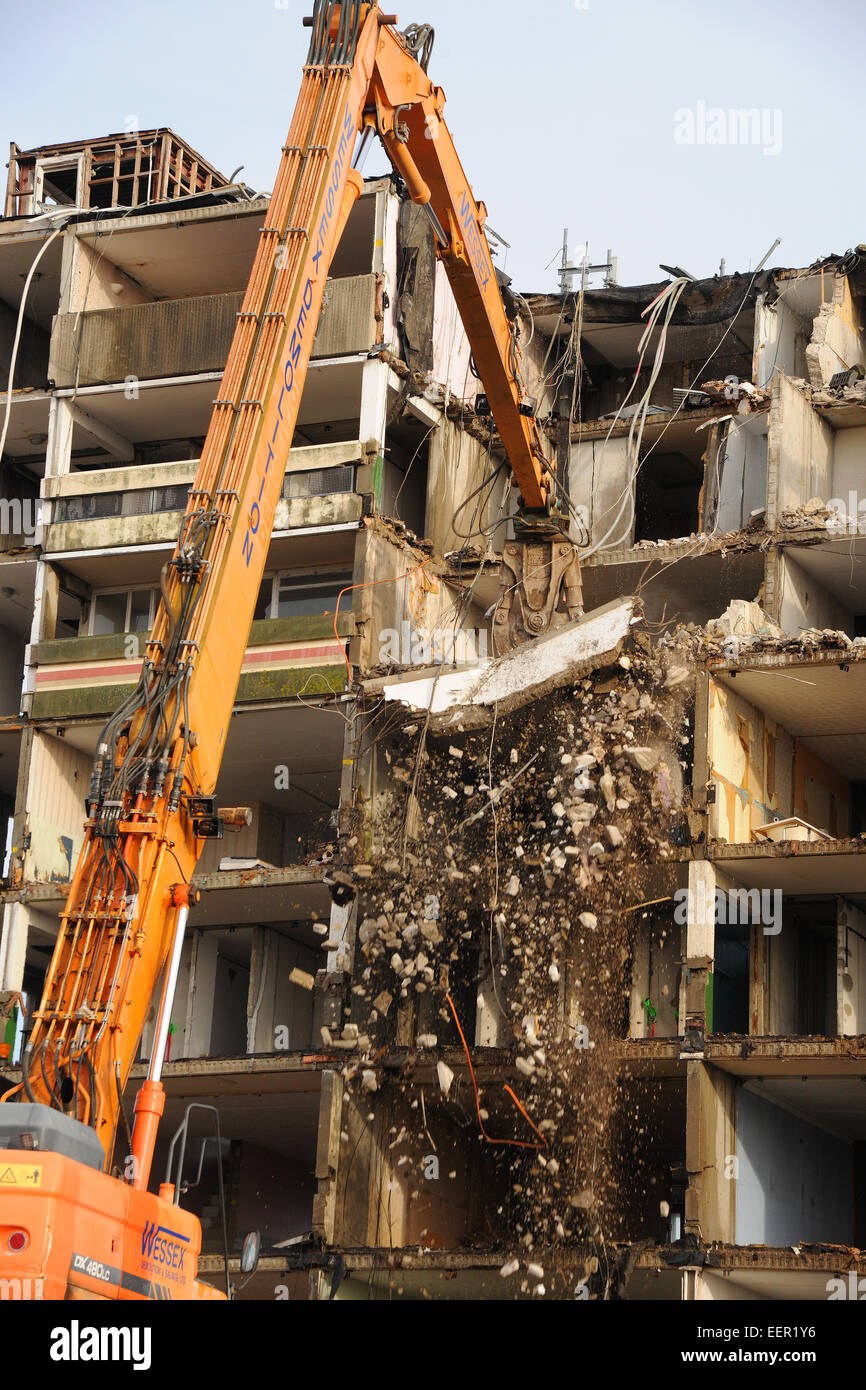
[289,967,315,991]
[337,614,695,1297]
[436,1061,455,1097]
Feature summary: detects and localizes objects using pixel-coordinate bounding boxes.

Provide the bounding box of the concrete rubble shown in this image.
[337,614,695,1293]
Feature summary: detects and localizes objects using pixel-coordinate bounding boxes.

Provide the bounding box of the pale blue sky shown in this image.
[4,0,863,290]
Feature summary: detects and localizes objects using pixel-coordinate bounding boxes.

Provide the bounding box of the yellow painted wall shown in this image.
[24,730,90,881]
[707,680,793,842]
[793,742,849,837]
[708,679,850,842]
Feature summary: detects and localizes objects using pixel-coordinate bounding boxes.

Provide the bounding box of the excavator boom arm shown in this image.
[2,3,572,1206]
[369,19,551,511]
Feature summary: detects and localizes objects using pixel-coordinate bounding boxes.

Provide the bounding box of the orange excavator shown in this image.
[0,2,582,1300]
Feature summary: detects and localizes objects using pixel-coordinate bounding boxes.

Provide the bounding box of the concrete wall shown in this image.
[736,1086,853,1245]
[687,1063,737,1243]
[0,297,49,389]
[766,918,798,1036]
[53,271,380,388]
[355,524,485,673]
[66,236,152,315]
[181,932,219,1060]
[778,552,853,638]
[210,948,250,1055]
[714,419,768,533]
[767,375,834,524]
[236,1141,316,1246]
[694,1270,767,1301]
[334,1085,505,1251]
[46,491,362,556]
[792,741,849,837]
[432,260,474,405]
[24,730,89,881]
[830,424,866,501]
[377,189,400,352]
[139,930,219,1063]
[0,901,27,993]
[754,294,808,388]
[42,440,360,502]
[629,912,682,1038]
[44,458,196,498]
[762,908,835,1037]
[569,436,631,550]
[50,291,244,388]
[425,413,504,556]
[247,928,317,1053]
[838,901,866,1035]
[707,679,793,842]
[806,275,864,391]
[46,508,185,555]
[312,275,379,360]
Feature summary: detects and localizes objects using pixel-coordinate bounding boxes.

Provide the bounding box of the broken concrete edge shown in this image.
[636,1242,866,1273]
[372,596,642,732]
[195,1239,866,1277]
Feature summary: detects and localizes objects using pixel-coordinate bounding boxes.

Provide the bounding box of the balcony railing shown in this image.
[52,465,356,523]
[49,275,379,387]
[42,443,363,552]
[29,613,354,720]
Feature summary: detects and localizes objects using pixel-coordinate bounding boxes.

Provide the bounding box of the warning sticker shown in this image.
[0,1164,43,1187]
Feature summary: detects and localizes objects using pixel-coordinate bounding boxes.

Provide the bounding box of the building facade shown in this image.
[1,129,865,1301]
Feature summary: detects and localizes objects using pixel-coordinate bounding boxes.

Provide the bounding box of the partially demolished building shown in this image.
[1,127,865,1302]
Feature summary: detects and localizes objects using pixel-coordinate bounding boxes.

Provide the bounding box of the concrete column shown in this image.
[32,563,60,647]
[45,395,74,479]
[372,190,388,277]
[0,901,29,992]
[359,357,390,470]
[750,920,768,1035]
[763,546,782,627]
[764,375,782,530]
[326,902,352,978]
[684,1062,737,1244]
[246,927,269,1055]
[56,227,78,316]
[312,1068,343,1243]
[835,897,866,1037]
[685,860,715,1047]
[21,563,60,704]
[629,930,651,1038]
[183,930,218,1059]
[374,190,400,351]
[685,859,737,1043]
